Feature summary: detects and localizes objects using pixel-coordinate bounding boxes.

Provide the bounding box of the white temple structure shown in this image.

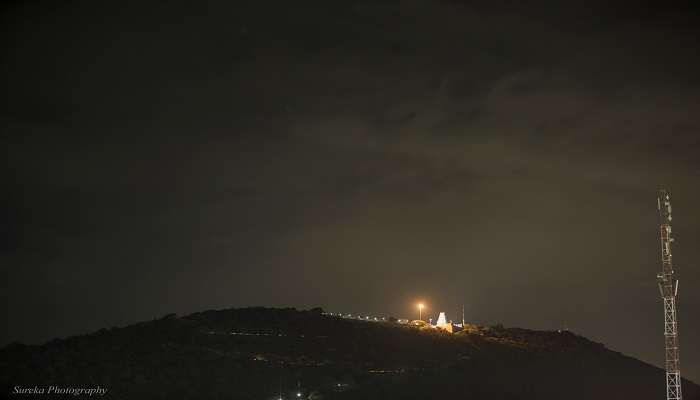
[436,312,447,325]
[434,311,459,333]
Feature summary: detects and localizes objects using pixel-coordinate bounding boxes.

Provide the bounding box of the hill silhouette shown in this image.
[1,307,698,399]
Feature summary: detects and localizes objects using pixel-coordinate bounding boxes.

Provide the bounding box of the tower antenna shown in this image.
[657,189,682,400]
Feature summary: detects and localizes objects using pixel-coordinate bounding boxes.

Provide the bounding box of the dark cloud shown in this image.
[2,0,700,382]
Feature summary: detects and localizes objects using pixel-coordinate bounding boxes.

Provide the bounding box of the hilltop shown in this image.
[1,307,698,399]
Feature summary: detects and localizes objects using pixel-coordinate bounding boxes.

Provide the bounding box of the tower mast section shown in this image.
[657,190,682,400]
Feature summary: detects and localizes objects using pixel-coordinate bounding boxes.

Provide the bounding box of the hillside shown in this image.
[1,307,698,399]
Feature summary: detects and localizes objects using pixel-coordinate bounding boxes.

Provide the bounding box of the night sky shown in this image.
[2,0,700,382]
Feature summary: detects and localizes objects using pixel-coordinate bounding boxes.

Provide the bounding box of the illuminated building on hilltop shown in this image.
[434,311,461,333]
